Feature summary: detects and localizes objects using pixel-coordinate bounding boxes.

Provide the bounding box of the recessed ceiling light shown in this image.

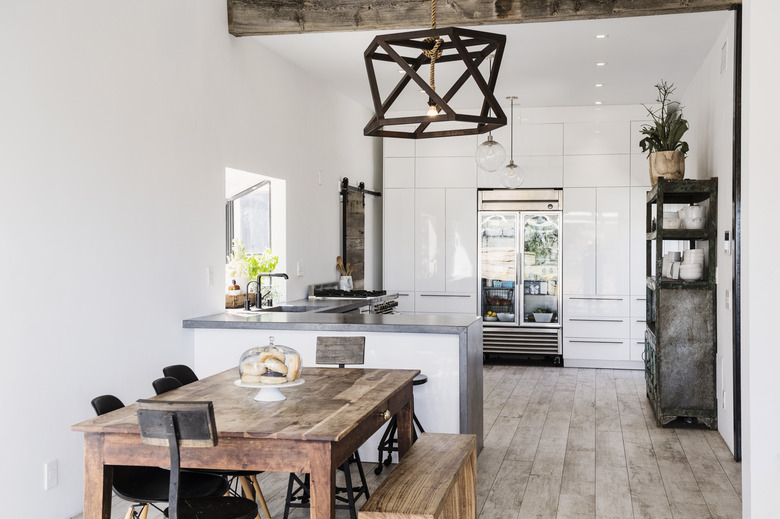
[596,34,609,39]
[595,101,603,105]
[596,62,607,67]
[595,83,604,88]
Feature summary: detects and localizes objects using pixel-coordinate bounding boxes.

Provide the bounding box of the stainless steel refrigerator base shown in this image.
[482,326,562,355]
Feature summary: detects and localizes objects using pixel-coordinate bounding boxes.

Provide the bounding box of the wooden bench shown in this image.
[359,433,477,519]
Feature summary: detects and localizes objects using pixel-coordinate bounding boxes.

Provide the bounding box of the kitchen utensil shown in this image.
[336,256,347,275]
[339,276,353,291]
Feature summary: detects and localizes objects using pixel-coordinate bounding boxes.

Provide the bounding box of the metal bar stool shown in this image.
[283,336,370,519]
[374,373,427,475]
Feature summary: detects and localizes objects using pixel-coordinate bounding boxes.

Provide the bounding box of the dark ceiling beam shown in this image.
[227,0,741,37]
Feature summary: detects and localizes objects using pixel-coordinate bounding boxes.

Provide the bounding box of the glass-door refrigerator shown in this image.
[478,190,563,364]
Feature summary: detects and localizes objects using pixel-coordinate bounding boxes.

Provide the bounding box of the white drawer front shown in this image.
[630,339,645,361]
[564,295,629,317]
[630,318,647,340]
[630,296,647,317]
[564,317,629,339]
[415,292,476,314]
[391,292,415,314]
[564,338,630,361]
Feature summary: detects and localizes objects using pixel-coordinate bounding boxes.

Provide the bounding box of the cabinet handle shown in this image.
[568,340,624,344]
[636,320,646,323]
[635,298,647,302]
[569,318,624,323]
[397,293,410,297]
[420,294,471,298]
[569,297,625,301]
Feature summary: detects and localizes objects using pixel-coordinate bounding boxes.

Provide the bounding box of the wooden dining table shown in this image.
[72,366,419,519]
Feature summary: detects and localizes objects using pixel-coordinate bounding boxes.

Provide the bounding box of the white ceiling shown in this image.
[252,11,732,113]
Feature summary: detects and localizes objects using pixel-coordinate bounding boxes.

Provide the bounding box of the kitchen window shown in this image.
[226,179,271,256]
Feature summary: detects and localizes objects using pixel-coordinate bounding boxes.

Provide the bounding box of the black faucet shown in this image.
[256,273,289,308]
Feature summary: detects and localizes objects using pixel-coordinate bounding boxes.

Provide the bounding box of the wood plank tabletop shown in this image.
[72,367,419,442]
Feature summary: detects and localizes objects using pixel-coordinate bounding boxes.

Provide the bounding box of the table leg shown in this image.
[83,434,113,519]
[308,443,336,519]
[397,391,414,458]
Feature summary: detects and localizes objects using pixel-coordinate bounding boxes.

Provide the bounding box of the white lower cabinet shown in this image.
[415,292,476,314]
[562,295,640,369]
[564,338,630,361]
[390,292,415,314]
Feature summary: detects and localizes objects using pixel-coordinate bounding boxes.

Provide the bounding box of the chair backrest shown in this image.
[153,376,184,395]
[163,364,199,385]
[136,399,217,519]
[315,336,365,367]
[91,394,124,416]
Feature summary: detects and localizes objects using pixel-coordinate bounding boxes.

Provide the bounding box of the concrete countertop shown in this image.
[183,298,481,334]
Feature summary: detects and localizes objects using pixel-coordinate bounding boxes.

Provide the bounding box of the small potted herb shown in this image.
[639,80,689,186]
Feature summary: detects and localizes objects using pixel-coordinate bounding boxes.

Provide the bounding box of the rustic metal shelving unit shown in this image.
[645,178,718,428]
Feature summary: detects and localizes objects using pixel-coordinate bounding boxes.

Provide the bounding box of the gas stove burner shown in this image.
[313,289,387,298]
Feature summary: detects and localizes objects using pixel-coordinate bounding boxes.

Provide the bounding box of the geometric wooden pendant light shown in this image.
[363,7,506,139]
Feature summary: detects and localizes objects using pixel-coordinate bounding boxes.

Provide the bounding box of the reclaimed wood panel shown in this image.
[228,0,740,36]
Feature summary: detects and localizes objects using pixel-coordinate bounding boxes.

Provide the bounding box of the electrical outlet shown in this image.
[45,460,58,490]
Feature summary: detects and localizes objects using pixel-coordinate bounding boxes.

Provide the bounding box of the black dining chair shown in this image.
[153,373,270,519]
[163,364,199,385]
[90,395,230,519]
[135,399,258,519]
[283,336,371,519]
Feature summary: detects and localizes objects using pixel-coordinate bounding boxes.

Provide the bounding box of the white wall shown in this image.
[680,13,736,452]
[0,1,376,517]
[742,2,780,517]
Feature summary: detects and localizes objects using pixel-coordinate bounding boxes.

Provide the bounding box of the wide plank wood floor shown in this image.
[79,365,742,519]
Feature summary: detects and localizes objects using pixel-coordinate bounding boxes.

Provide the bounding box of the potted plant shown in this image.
[639,80,689,186]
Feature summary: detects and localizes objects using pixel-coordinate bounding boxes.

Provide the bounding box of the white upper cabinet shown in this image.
[383,188,415,291]
[384,158,415,188]
[563,154,631,187]
[630,186,648,295]
[416,157,477,188]
[445,188,477,292]
[415,188,446,292]
[596,187,630,295]
[477,156,563,189]
[630,153,651,187]
[564,122,631,155]
[563,187,596,295]
[415,134,478,157]
[383,137,415,158]
[517,124,564,156]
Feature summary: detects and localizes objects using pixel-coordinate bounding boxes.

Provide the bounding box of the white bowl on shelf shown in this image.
[663,211,679,219]
[533,312,553,323]
[496,313,515,322]
[663,218,682,229]
[683,217,706,230]
[679,269,703,281]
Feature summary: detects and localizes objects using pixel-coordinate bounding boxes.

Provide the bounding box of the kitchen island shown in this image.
[183,306,483,456]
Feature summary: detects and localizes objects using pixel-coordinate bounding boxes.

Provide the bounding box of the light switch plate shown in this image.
[297,261,304,277]
[45,459,58,490]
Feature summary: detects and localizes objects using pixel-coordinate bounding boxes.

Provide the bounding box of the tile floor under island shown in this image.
[76,365,741,519]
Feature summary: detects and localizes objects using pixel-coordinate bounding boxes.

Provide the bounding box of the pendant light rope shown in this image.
[422,0,444,93]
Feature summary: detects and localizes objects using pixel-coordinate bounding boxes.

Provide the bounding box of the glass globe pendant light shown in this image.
[475,133,506,171]
[475,55,506,172]
[501,96,524,189]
